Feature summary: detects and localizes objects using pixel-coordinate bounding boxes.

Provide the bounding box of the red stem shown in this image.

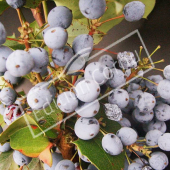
[93,48,118,55]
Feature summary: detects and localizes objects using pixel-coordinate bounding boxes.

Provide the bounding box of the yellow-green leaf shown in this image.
[23,158,44,170]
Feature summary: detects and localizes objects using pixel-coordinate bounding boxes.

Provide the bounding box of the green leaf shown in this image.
[10,126,51,157]
[30,100,63,138]
[0,114,38,144]
[124,0,156,18]
[54,0,84,19]
[3,34,25,51]
[23,158,44,170]
[0,114,5,128]
[73,132,125,170]
[0,1,9,16]
[24,0,44,9]
[0,150,18,170]
[67,19,89,45]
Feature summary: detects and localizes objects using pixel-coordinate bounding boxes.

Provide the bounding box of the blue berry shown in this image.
[128,162,143,170]
[118,117,131,127]
[6,50,34,77]
[4,71,21,85]
[0,22,6,45]
[158,133,170,151]
[0,46,13,72]
[6,0,26,9]
[52,46,74,66]
[44,27,68,49]
[48,6,72,29]
[102,133,123,155]
[79,0,106,19]
[98,55,115,69]
[0,87,17,106]
[0,143,11,152]
[74,117,100,140]
[163,65,170,80]
[13,150,32,166]
[28,47,49,73]
[55,159,75,170]
[157,79,170,99]
[123,1,145,22]
[78,149,90,163]
[57,91,78,113]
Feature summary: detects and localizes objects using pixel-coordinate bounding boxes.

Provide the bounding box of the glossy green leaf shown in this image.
[23,158,44,170]
[30,100,63,138]
[0,1,9,16]
[0,114,37,144]
[0,150,18,170]
[10,126,51,157]
[54,0,84,19]
[0,114,5,128]
[73,132,125,170]
[3,34,25,51]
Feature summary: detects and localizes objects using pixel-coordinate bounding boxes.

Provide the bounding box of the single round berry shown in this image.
[116,127,138,146]
[145,75,163,92]
[133,158,148,166]
[28,47,49,73]
[55,159,75,170]
[0,22,6,45]
[145,129,163,146]
[118,117,131,127]
[132,108,154,123]
[98,55,115,69]
[128,162,143,170]
[57,91,78,113]
[88,164,98,170]
[107,68,126,88]
[163,65,170,80]
[158,133,170,151]
[127,83,141,92]
[84,62,111,85]
[108,89,129,109]
[44,152,63,170]
[78,149,90,163]
[4,104,24,125]
[123,1,145,22]
[75,100,100,117]
[104,103,122,121]
[147,119,167,133]
[102,133,123,155]
[27,85,53,110]
[0,143,11,152]
[44,27,68,49]
[149,152,168,170]
[4,71,21,85]
[6,50,34,77]
[6,0,26,9]
[74,117,100,140]
[75,79,100,103]
[157,79,170,99]
[0,87,17,106]
[52,46,74,66]
[79,0,106,19]
[0,46,12,72]
[154,103,170,121]
[13,150,32,166]
[48,6,72,29]
[134,92,156,113]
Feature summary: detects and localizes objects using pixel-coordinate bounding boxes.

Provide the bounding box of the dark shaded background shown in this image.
[0,0,170,169]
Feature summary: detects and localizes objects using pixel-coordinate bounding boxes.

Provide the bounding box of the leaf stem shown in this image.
[125,152,131,165]
[36,73,43,83]
[42,1,48,23]
[70,150,78,161]
[137,76,158,86]
[93,48,118,55]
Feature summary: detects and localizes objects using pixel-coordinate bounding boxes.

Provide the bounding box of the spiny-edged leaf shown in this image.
[24,0,44,9]
[0,114,38,144]
[0,150,18,170]
[10,126,51,157]
[3,34,25,51]
[124,0,156,18]
[95,105,121,134]
[67,19,89,45]
[0,1,9,16]
[30,100,63,138]
[54,0,84,19]
[23,158,44,170]
[73,132,125,170]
